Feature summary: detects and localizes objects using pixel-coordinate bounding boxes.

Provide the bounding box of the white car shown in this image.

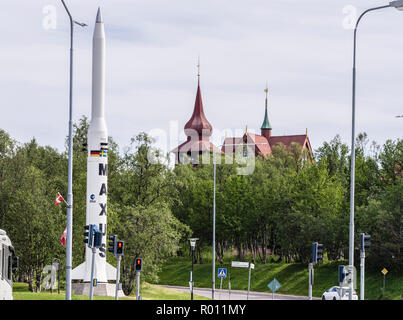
[321,286,358,300]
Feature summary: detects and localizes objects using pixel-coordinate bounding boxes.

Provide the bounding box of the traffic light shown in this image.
[312,242,323,264]
[135,258,142,272]
[116,241,124,256]
[84,224,101,248]
[108,235,117,255]
[360,233,371,251]
[93,226,103,248]
[83,225,95,248]
[84,225,90,245]
[317,243,323,262]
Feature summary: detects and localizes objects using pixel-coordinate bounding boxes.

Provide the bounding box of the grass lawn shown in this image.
[154,251,403,300]
[12,282,209,300]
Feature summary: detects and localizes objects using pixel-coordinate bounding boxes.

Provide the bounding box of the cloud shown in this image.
[0,0,402,155]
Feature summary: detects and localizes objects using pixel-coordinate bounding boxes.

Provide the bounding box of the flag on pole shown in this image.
[55,193,65,206]
[60,227,67,247]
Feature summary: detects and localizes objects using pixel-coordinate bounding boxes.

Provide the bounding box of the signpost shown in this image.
[231,261,254,268]
[228,274,231,300]
[231,261,254,300]
[381,268,388,293]
[217,268,227,300]
[268,278,281,300]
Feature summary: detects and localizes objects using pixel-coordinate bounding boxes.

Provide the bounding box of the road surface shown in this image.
[159,285,319,300]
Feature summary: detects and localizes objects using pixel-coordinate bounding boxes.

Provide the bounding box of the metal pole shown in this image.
[228,275,231,300]
[115,256,121,300]
[308,263,313,300]
[58,264,60,295]
[191,247,194,300]
[61,0,74,301]
[89,247,96,300]
[349,4,390,300]
[219,277,223,300]
[212,154,216,300]
[189,271,193,299]
[136,271,140,300]
[360,251,365,300]
[247,262,251,300]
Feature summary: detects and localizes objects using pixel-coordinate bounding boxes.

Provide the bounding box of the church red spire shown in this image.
[184,74,212,139]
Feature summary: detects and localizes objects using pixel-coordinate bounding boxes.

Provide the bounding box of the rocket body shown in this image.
[72,8,115,283]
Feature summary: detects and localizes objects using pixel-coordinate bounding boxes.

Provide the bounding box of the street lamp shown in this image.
[348,1,402,300]
[60,0,86,301]
[188,238,199,300]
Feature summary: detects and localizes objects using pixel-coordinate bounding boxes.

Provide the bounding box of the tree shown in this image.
[106,132,189,294]
[5,140,65,292]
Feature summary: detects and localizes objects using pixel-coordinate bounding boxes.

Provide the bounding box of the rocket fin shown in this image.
[106,262,117,280]
[71,262,86,280]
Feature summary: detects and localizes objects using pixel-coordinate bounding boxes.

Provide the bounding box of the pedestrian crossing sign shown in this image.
[218,268,227,278]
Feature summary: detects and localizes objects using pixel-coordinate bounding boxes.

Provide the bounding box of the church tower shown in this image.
[260,85,272,140]
[171,61,218,164]
[183,71,213,141]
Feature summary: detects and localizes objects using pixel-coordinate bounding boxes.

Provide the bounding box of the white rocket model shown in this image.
[72,7,116,283]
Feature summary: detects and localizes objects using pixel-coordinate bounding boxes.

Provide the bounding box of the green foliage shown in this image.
[0,118,187,294]
[170,134,402,271]
[0,122,401,298]
[157,255,403,300]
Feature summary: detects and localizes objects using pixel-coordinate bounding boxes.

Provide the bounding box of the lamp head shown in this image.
[390,0,403,10]
[74,21,87,27]
[188,238,199,248]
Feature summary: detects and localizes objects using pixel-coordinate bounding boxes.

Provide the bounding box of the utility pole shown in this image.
[360,233,371,300]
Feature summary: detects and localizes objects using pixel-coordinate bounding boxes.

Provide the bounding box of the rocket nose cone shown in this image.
[96,7,103,23]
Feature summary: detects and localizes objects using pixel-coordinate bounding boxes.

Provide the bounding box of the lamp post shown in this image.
[189,238,199,300]
[348,0,403,300]
[60,0,86,301]
[211,141,267,300]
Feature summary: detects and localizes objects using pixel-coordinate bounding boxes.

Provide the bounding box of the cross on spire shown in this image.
[197,56,200,82]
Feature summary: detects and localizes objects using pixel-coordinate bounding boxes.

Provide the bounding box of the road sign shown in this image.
[381,268,388,275]
[218,268,227,278]
[231,261,255,269]
[268,278,281,293]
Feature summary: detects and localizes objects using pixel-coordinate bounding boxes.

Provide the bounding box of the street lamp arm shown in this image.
[353,5,391,68]
[355,5,391,31]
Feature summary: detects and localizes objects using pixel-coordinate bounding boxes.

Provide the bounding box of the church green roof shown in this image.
[261,105,272,130]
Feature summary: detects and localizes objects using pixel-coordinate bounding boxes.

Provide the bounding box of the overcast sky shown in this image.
[1,0,402,156]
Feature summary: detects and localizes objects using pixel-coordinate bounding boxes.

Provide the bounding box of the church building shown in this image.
[171,72,313,164]
[222,86,314,160]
